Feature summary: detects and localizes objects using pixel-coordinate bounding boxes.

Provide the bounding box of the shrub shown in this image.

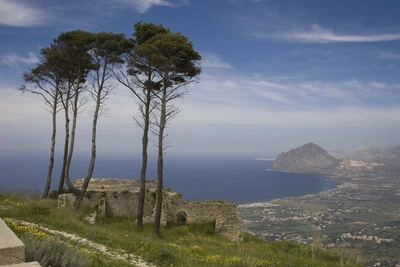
[26,203,51,217]
[21,233,92,267]
[156,248,175,265]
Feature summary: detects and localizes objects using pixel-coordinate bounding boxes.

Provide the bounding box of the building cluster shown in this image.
[341,233,394,244]
[240,178,400,248]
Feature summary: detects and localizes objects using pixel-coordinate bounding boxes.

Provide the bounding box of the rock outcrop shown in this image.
[270,142,340,173]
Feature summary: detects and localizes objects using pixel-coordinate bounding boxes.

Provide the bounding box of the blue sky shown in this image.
[0,0,399,157]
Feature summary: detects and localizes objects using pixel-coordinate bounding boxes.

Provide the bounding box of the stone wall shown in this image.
[58,179,158,217]
[59,190,156,218]
[154,199,243,242]
[59,178,243,242]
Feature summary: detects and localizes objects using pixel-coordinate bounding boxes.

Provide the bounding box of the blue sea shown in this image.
[0,154,340,204]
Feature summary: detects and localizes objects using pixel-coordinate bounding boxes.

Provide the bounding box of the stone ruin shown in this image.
[0,218,41,266]
[58,178,243,242]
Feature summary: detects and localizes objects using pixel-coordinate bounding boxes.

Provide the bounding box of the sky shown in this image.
[0,0,399,158]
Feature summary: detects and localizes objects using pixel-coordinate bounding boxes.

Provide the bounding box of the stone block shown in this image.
[2,262,41,267]
[0,218,25,265]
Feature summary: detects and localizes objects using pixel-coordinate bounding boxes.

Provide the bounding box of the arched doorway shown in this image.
[176,211,187,224]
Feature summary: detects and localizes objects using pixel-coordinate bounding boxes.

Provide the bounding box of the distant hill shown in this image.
[329,145,400,161]
[270,142,340,173]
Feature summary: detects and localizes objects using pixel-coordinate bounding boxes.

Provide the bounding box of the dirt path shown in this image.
[7,218,155,267]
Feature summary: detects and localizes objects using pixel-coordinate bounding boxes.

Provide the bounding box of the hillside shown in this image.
[0,192,362,267]
[270,142,340,173]
[329,145,400,161]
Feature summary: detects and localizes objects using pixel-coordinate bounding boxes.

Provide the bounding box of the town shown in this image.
[239,163,400,266]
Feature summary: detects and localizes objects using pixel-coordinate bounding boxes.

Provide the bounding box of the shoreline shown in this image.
[238,173,347,208]
[266,168,337,175]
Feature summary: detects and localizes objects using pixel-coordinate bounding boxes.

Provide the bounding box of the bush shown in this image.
[156,248,175,265]
[21,233,92,267]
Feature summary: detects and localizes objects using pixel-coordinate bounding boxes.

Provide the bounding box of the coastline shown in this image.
[237,183,346,209]
[272,180,351,203]
[266,167,337,175]
[238,172,346,208]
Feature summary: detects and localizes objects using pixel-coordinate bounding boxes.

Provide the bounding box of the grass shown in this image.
[0,189,363,267]
[244,219,315,237]
[239,211,264,221]
[273,200,330,212]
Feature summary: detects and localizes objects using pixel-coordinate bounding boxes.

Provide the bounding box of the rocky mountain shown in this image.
[270,142,340,173]
[329,145,400,161]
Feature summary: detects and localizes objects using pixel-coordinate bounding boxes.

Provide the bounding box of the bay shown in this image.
[0,154,340,204]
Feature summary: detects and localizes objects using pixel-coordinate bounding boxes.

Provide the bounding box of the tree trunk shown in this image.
[57,133,68,196]
[137,93,151,228]
[57,97,70,197]
[42,96,58,198]
[72,107,97,213]
[73,191,85,213]
[154,87,167,236]
[72,74,102,213]
[64,83,82,198]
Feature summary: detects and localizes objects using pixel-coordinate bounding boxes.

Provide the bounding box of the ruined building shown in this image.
[59,178,243,242]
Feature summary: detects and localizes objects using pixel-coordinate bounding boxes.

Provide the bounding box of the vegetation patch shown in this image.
[274,200,330,212]
[0,190,362,267]
[21,233,92,267]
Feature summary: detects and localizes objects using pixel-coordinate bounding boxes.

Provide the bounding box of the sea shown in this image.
[0,154,340,204]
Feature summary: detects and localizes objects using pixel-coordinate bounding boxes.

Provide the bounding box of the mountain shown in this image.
[329,145,400,161]
[270,142,340,173]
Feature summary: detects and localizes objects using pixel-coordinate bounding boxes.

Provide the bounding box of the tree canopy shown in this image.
[20,23,202,231]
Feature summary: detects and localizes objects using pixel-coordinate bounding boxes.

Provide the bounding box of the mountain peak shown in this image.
[270,143,339,173]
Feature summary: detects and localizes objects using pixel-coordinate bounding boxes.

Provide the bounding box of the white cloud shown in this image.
[378,51,400,60]
[201,52,234,70]
[187,71,399,112]
[368,82,388,90]
[1,68,399,156]
[115,0,188,13]
[177,92,400,128]
[0,88,45,124]
[257,24,400,43]
[0,0,48,27]
[1,52,39,67]
[297,81,356,101]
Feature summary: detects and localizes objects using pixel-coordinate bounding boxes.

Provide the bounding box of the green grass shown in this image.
[245,221,315,237]
[273,200,330,212]
[239,210,264,221]
[0,190,363,267]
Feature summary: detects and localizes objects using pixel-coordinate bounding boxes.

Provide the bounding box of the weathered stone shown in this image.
[84,212,97,225]
[59,178,243,242]
[2,262,41,267]
[0,218,25,265]
[74,178,158,193]
[143,195,243,241]
[98,198,106,216]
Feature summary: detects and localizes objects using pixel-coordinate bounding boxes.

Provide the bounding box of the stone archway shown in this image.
[176,211,187,223]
